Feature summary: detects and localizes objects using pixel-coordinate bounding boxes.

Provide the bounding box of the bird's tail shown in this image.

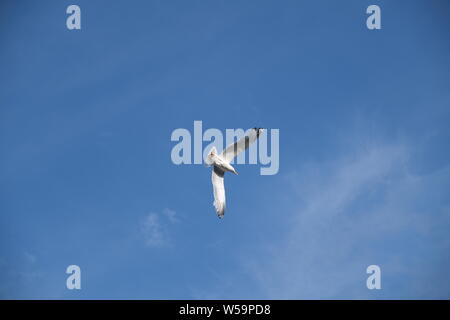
[214,200,225,218]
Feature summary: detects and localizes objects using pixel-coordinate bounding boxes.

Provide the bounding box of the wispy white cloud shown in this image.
[24,252,37,264]
[140,208,179,248]
[141,213,167,247]
[163,208,179,223]
[243,142,450,299]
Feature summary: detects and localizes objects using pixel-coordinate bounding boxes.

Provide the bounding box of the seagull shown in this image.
[206,128,264,218]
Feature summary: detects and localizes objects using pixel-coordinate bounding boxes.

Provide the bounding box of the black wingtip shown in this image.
[253,127,263,137]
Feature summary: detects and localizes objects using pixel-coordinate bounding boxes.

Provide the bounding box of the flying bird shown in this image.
[206,128,264,218]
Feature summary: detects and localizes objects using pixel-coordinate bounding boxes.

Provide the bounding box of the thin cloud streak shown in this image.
[244,142,450,299]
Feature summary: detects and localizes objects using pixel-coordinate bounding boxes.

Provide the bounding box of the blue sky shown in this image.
[1,0,449,299]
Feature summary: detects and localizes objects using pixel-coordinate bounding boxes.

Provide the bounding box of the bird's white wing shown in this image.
[221,128,264,163]
[212,166,226,218]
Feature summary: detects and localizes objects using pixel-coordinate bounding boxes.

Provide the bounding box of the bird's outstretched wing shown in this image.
[221,128,264,163]
[212,166,226,218]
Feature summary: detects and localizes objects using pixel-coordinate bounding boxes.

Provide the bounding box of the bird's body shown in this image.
[209,151,238,175]
[206,128,264,218]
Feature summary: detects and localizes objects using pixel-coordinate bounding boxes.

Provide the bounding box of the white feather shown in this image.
[221,128,264,162]
[212,166,225,218]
